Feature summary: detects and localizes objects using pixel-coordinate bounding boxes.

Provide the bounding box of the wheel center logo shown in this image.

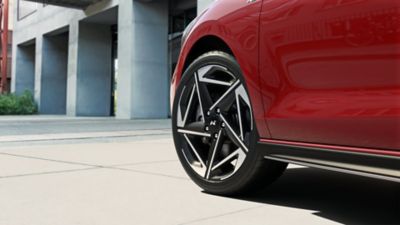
[210,120,217,126]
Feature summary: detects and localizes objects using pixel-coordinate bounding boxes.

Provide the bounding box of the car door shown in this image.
[259,0,400,150]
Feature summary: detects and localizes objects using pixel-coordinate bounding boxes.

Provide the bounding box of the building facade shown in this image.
[11,0,214,118]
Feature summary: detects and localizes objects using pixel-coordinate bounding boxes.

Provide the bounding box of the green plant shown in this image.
[0,90,37,115]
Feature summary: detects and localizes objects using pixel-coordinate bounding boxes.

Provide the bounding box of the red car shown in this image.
[171,0,400,195]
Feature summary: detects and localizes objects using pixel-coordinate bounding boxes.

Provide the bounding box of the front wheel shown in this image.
[172,51,287,196]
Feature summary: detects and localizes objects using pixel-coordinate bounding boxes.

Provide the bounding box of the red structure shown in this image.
[0,0,8,93]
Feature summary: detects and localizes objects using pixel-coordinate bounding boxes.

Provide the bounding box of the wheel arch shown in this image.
[182,35,234,73]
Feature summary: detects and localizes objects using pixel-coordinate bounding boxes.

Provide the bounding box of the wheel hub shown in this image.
[205,109,223,137]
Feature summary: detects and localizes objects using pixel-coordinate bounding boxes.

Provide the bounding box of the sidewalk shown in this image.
[0,116,398,225]
[0,115,171,136]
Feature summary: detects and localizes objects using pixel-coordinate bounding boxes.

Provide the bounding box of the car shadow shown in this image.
[231,167,399,224]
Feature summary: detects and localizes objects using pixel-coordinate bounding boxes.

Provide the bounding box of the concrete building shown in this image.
[11,0,214,118]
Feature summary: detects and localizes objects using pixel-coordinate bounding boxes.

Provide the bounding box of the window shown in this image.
[170,8,197,35]
[169,7,197,75]
[18,0,38,20]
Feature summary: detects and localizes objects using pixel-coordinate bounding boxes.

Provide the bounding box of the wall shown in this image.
[197,0,214,14]
[11,0,216,118]
[40,32,68,114]
[76,23,112,116]
[14,42,35,95]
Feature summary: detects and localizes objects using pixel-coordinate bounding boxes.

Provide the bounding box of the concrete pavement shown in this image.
[0,116,398,225]
[0,115,171,136]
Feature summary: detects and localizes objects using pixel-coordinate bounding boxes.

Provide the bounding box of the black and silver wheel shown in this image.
[172,51,287,195]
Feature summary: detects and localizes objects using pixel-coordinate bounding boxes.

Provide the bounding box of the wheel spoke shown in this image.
[235,84,253,132]
[183,134,206,169]
[205,130,223,179]
[209,80,240,111]
[211,149,240,171]
[220,149,247,180]
[178,126,210,139]
[210,148,246,180]
[177,85,196,128]
[177,129,210,137]
[195,72,214,116]
[197,65,234,86]
[220,115,249,152]
[178,121,209,137]
[194,73,208,121]
[236,93,244,140]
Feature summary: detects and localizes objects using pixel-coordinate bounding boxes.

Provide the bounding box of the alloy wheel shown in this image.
[175,64,253,181]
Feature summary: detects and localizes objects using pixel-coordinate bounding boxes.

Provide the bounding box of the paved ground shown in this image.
[0,116,398,225]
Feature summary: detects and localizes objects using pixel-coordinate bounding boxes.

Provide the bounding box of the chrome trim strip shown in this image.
[259,140,400,160]
[264,155,400,183]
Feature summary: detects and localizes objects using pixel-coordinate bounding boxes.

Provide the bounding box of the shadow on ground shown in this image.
[234,167,399,224]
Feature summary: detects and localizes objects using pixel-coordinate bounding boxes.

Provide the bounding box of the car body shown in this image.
[171,0,400,195]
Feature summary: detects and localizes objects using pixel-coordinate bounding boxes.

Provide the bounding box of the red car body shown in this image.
[172,0,400,181]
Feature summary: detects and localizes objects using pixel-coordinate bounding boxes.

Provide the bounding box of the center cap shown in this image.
[207,113,222,135]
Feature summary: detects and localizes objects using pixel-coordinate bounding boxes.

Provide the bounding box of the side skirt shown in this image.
[257,140,400,183]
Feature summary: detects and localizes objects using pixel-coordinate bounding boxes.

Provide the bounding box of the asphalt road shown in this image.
[0,116,398,225]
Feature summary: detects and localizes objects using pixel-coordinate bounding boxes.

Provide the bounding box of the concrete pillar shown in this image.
[76,23,112,116]
[116,0,169,119]
[197,0,214,14]
[40,33,69,114]
[66,22,112,117]
[66,21,79,116]
[34,36,43,106]
[13,42,36,95]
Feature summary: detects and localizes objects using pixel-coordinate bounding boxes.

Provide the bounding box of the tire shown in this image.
[172,51,287,196]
